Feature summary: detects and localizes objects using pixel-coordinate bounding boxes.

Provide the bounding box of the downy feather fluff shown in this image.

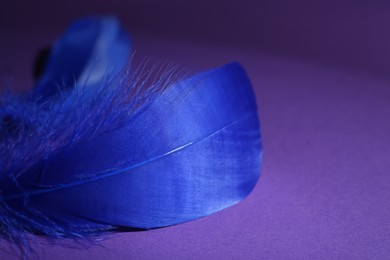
[0,16,262,249]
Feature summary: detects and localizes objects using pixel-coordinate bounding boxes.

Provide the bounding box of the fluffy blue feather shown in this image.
[33,16,132,100]
[0,16,262,254]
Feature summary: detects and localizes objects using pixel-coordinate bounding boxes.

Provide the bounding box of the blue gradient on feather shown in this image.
[1,17,262,232]
[33,16,131,100]
[5,63,262,229]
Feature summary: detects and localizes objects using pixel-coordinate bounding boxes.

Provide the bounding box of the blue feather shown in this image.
[33,16,132,100]
[0,16,262,252]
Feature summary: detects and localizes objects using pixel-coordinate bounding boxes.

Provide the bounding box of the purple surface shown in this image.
[3,0,390,77]
[1,33,390,259]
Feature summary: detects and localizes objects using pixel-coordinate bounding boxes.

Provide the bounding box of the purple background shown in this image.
[1,1,390,259]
